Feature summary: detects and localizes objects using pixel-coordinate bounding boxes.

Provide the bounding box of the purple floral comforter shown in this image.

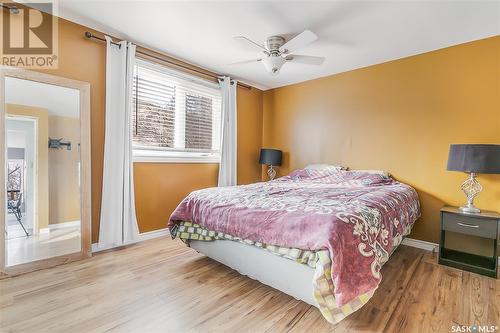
[169,169,420,307]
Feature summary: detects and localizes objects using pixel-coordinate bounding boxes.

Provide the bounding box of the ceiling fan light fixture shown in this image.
[262,55,286,75]
[232,30,324,76]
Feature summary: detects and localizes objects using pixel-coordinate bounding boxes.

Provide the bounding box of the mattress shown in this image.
[190,239,317,306]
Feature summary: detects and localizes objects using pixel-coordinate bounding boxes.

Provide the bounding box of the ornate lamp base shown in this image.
[267,165,276,180]
[459,173,482,214]
[459,204,481,214]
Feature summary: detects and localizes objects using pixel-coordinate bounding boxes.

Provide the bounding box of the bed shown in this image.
[168,167,420,324]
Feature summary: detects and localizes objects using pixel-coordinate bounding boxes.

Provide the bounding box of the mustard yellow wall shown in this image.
[263,36,500,246]
[48,115,80,225]
[6,104,49,233]
[133,163,218,233]
[237,87,264,185]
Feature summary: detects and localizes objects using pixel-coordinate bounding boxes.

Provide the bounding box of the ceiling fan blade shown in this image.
[285,55,325,65]
[233,36,268,53]
[228,58,263,65]
[279,30,318,54]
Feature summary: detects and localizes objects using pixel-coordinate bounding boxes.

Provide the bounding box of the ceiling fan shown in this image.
[232,30,325,76]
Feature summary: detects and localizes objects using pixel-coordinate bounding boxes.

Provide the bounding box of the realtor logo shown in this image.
[1,0,58,68]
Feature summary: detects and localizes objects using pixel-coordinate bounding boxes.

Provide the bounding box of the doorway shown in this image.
[6,117,37,240]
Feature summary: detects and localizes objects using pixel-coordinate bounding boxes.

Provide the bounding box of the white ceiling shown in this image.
[56,0,499,90]
[6,77,80,118]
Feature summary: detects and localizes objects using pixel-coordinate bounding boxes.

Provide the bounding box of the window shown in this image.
[132,59,222,162]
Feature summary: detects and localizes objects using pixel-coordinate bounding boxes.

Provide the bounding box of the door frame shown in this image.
[6,116,38,234]
[0,66,91,277]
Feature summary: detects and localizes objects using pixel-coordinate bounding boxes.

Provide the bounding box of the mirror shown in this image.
[1,68,91,274]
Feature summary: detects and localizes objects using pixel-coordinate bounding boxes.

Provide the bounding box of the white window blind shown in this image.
[132,59,222,162]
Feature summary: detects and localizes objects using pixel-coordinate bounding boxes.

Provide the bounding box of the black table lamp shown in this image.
[259,148,282,180]
[447,144,500,213]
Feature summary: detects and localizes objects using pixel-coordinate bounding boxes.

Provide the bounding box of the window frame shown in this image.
[132,58,222,164]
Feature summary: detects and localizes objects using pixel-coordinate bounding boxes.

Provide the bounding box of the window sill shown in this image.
[133,150,220,164]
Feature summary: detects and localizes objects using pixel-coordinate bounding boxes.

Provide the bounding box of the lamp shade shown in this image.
[259,148,282,166]
[447,144,500,174]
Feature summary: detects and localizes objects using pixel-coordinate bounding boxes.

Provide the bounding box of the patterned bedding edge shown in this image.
[172,221,406,324]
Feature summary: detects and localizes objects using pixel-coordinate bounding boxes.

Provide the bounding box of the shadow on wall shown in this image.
[405,188,444,244]
[481,174,500,209]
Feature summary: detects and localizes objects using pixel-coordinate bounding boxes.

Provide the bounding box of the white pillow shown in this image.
[351,169,391,177]
[304,164,346,171]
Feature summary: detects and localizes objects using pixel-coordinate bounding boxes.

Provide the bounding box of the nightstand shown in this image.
[439,206,499,278]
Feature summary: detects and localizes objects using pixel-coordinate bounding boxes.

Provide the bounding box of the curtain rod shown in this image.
[84,32,252,90]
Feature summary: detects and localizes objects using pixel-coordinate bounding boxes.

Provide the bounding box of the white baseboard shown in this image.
[38,228,50,234]
[138,228,170,241]
[402,237,500,265]
[401,237,439,252]
[91,228,169,253]
[39,221,80,234]
[49,220,80,230]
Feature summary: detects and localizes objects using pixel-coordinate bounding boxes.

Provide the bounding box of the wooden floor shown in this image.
[7,224,80,266]
[0,237,499,333]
